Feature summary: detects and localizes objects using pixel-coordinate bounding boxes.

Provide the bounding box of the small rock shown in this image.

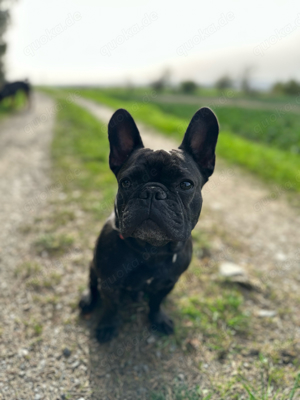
[147,335,156,344]
[74,378,81,387]
[219,262,246,277]
[71,360,80,369]
[34,395,42,400]
[62,348,71,358]
[211,202,222,210]
[178,373,184,381]
[257,309,277,318]
[1,281,7,289]
[19,349,29,357]
[275,252,287,261]
[156,351,161,359]
[77,398,85,400]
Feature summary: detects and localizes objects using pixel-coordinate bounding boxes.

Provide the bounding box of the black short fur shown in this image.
[79,107,219,343]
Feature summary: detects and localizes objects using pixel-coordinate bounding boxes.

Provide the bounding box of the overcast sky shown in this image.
[5,0,300,87]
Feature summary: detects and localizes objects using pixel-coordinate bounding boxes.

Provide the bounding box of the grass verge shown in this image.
[51,93,116,217]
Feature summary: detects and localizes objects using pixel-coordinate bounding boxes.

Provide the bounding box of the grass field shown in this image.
[83,86,300,104]
[144,102,300,154]
[35,88,300,398]
[70,88,300,194]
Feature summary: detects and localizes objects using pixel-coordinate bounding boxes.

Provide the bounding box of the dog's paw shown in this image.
[78,293,97,315]
[96,324,119,343]
[149,310,174,335]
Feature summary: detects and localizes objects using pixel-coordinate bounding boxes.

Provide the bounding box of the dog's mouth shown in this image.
[131,219,170,247]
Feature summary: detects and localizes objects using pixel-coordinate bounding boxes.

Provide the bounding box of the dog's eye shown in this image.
[180,181,194,190]
[121,179,131,189]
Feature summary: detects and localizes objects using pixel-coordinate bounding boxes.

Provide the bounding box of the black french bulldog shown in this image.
[79,107,219,342]
[0,80,31,105]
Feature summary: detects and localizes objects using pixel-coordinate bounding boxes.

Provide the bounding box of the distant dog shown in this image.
[0,80,31,107]
[79,106,219,343]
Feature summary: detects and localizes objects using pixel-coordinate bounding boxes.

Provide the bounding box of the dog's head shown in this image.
[108,107,219,246]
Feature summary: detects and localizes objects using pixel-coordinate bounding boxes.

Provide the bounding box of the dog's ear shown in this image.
[108,108,144,175]
[179,107,219,181]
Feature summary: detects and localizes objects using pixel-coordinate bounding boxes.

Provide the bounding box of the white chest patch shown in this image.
[172,253,177,263]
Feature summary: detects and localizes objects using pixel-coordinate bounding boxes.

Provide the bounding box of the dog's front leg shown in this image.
[96,286,121,343]
[79,261,100,315]
[148,284,175,335]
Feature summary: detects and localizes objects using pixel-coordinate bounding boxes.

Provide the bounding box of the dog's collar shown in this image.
[107,212,124,239]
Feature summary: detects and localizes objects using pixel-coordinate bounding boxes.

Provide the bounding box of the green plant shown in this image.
[239,356,300,400]
[15,261,41,278]
[34,233,74,256]
[150,384,212,400]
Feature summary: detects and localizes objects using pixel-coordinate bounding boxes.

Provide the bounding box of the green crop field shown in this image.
[71,88,300,194]
[84,88,300,154]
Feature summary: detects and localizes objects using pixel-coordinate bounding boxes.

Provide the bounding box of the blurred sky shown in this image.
[5,0,300,88]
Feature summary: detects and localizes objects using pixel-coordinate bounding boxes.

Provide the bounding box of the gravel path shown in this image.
[0,92,55,296]
[0,93,56,399]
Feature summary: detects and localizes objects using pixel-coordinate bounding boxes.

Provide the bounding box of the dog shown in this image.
[79,107,219,342]
[0,80,31,106]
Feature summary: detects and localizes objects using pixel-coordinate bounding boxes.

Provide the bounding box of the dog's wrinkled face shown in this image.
[116,148,203,246]
[108,107,219,246]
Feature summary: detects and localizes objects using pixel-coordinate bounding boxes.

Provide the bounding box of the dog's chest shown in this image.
[122,258,177,292]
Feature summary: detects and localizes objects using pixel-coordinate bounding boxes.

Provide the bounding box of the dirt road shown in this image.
[0,93,56,399]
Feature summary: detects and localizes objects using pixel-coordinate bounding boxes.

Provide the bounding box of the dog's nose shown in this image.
[155,189,167,200]
[139,186,167,200]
